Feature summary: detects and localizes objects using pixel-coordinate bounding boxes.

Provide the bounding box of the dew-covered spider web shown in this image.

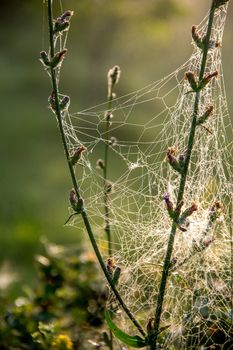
[50,3,232,349]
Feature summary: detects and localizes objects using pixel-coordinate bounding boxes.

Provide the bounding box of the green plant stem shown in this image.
[47,0,145,338]
[150,1,217,349]
[104,87,114,350]
[230,200,233,324]
[104,85,113,257]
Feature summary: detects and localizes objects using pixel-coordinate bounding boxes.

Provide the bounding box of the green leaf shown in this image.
[105,310,148,348]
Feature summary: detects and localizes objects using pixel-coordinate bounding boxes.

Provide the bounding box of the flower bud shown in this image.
[54,19,70,33]
[108,65,121,99]
[69,189,77,209]
[48,92,56,110]
[51,49,67,68]
[192,26,204,50]
[54,10,74,34]
[69,190,84,213]
[40,51,50,67]
[208,201,223,223]
[60,95,70,111]
[60,10,74,21]
[181,203,198,219]
[70,145,86,166]
[197,106,214,125]
[147,318,154,336]
[96,159,105,170]
[108,65,121,86]
[109,137,117,146]
[177,203,198,232]
[105,181,112,194]
[185,72,198,91]
[167,147,183,173]
[198,71,218,90]
[164,194,175,219]
[107,258,115,276]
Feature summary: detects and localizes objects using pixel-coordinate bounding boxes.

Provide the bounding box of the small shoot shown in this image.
[196,106,214,126]
[48,92,70,112]
[208,200,223,223]
[166,147,185,174]
[192,26,220,50]
[185,70,218,93]
[107,258,121,286]
[64,190,84,225]
[70,145,86,166]
[54,10,74,34]
[177,203,198,232]
[40,49,67,69]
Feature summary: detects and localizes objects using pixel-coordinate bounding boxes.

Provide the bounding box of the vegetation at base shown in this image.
[0,240,107,350]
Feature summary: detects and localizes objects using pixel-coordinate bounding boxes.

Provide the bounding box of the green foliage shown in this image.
[0,241,107,349]
[105,310,148,348]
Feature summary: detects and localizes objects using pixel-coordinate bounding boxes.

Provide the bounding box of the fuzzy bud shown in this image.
[108,65,121,86]
[48,92,56,110]
[54,10,74,34]
[208,201,223,223]
[70,189,77,209]
[109,137,117,146]
[40,51,50,67]
[51,49,67,68]
[105,181,112,194]
[60,95,70,110]
[197,106,214,125]
[147,318,154,336]
[167,147,183,173]
[181,203,198,218]
[70,145,86,166]
[54,19,70,33]
[96,159,105,170]
[108,65,121,99]
[69,190,84,213]
[177,203,198,232]
[185,72,198,91]
[164,194,175,219]
[106,112,113,122]
[48,93,70,112]
[60,10,74,21]
[198,71,218,90]
[107,258,115,276]
[191,26,204,50]
[192,26,220,50]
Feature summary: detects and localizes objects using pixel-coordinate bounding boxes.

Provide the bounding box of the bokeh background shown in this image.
[1,0,232,297]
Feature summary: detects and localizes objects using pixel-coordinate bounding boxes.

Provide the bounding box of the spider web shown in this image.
[50,4,232,349]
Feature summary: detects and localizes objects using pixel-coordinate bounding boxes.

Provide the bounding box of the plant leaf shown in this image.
[105,310,148,348]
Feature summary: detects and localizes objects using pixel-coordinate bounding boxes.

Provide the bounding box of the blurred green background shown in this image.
[0,0,232,297]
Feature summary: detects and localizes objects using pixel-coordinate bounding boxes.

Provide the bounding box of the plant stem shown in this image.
[150,1,217,348]
[104,82,114,350]
[46,0,145,337]
[104,84,113,257]
[230,200,233,325]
